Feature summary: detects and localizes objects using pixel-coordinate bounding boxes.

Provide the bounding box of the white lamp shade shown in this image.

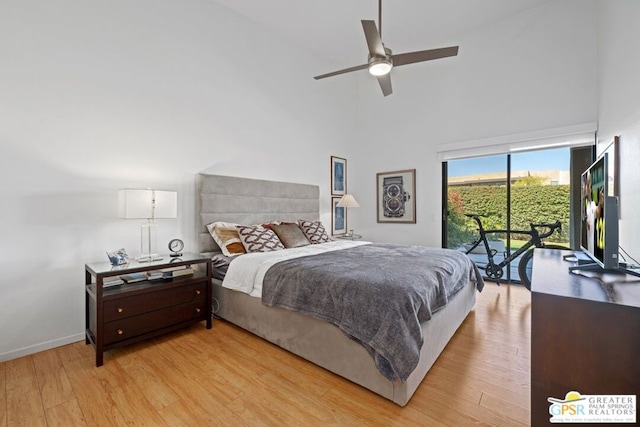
[118,189,177,219]
[337,194,360,208]
[153,190,178,218]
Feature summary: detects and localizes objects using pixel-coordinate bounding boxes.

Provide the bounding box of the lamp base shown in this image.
[139,220,160,263]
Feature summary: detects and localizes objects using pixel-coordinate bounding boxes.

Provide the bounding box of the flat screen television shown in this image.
[579,152,619,270]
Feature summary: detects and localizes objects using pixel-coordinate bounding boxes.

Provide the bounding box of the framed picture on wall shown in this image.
[331,156,347,196]
[376,169,416,223]
[331,196,347,235]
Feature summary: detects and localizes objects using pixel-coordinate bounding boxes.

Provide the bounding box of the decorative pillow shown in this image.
[298,220,333,244]
[236,225,285,253]
[206,222,246,257]
[271,223,310,248]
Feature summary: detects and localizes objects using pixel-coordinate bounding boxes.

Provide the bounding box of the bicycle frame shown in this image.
[463,213,561,282]
[465,227,541,272]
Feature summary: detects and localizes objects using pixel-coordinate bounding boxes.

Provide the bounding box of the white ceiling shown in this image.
[212,0,552,68]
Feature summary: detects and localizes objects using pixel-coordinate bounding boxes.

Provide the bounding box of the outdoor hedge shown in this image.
[447,184,570,247]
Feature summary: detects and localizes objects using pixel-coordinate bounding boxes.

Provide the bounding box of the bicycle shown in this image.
[461,214,565,290]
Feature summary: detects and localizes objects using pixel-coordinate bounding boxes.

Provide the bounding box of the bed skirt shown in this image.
[211,278,476,406]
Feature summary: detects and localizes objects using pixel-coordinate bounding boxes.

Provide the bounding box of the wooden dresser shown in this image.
[530,249,640,426]
[85,253,212,366]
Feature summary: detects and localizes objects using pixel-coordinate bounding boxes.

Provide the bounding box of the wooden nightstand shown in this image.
[85,253,212,367]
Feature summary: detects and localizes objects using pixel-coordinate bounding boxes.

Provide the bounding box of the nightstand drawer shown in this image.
[104,281,207,322]
[104,300,206,345]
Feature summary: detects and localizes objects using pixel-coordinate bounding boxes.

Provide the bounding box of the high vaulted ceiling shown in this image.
[213,0,552,68]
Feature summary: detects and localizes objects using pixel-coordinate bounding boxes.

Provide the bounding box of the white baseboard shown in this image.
[0,333,85,362]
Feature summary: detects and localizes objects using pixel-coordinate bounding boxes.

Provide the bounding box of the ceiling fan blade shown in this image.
[392,46,459,67]
[314,63,369,80]
[377,73,392,97]
[361,20,385,57]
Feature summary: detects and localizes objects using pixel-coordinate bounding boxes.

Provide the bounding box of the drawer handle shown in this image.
[195,308,201,313]
[117,308,124,313]
[195,290,201,295]
[117,329,124,335]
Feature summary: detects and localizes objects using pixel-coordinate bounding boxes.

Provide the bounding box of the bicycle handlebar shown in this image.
[464,213,484,229]
[531,220,562,231]
[531,220,562,238]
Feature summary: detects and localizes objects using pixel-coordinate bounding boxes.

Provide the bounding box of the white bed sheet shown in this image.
[222,240,370,297]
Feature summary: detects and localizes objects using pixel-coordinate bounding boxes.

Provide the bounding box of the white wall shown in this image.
[596,0,640,264]
[350,0,598,246]
[0,0,357,360]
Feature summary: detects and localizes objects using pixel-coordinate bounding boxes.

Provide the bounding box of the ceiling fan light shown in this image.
[368,59,392,76]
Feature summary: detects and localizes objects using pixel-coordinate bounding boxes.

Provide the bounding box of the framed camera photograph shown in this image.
[331,196,347,235]
[376,169,416,223]
[331,156,347,196]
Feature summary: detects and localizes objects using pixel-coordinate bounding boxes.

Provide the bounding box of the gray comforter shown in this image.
[261,243,484,382]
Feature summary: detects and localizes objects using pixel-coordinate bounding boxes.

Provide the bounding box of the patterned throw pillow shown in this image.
[206,222,246,257]
[236,225,285,253]
[297,220,332,244]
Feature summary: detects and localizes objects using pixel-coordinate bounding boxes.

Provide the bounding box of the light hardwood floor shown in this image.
[0,282,531,426]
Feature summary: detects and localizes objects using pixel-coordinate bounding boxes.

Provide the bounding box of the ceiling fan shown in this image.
[314,0,459,97]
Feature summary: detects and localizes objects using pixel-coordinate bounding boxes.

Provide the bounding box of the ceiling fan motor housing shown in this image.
[368,46,393,76]
[368,46,393,61]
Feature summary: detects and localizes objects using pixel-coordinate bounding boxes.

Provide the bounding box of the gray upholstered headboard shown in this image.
[196,174,320,254]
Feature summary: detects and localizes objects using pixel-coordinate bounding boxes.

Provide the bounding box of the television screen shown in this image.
[580,153,619,269]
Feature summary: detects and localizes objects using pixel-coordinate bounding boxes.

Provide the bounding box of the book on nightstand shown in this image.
[121,272,147,283]
[146,271,164,281]
[103,277,124,288]
[160,265,194,279]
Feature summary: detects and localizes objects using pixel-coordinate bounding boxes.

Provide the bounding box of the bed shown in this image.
[196,173,482,406]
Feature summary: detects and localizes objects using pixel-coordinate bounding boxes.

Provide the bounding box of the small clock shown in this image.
[168,238,184,257]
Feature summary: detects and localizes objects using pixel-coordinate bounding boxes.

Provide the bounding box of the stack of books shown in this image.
[146,271,164,281]
[103,277,124,288]
[121,272,147,283]
[160,265,194,279]
[119,266,194,284]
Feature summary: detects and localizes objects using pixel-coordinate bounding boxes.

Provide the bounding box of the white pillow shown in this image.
[206,222,246,257]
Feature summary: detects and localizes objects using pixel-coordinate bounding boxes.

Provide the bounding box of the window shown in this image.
[443,148,572,283]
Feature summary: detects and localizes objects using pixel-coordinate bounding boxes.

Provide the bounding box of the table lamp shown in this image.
[119,189,177,262]
[337,194,360,237]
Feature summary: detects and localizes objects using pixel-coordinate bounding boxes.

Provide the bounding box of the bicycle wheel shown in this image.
[518,244,568,291]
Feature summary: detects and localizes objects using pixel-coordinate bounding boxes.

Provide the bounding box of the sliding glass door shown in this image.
[444,148,571,283]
